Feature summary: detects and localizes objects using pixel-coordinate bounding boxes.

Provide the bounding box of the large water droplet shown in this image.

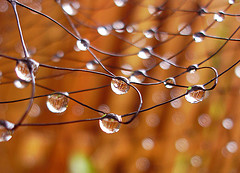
[46,92,69,113]
[99,113,122,134]
[130,70,146,83]
[164,77,176,89]
[214,11,225,22]
[14,79,29,89]
[185,85,205,103]
[76,39,90,51]
[138,47,151,59]
[62,2,80,16]
[0,120,15,142]
[15,59,39,82]
[97,25,112,36]
[113,0,128,7]
[111,76,130,95]
[112,21,125,33]
[193,31,205,43]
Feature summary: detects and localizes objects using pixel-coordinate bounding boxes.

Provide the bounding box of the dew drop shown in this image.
[62,2,80,16]
[99,113,122,134]
[185,85,205,104]
[164,77,176,89]
[15,59,39,82]
[130,70,146,83]
[222,118,233,130]
[76,39,90,51]
[86,60,98,70]
[228,0,235,4]
[46,92,69,113]
[193,31,205,43]
[190,155,202,167]
[226,141,238,153]
[0,120,15,142]
[178,24,192,35]
[143,29,155,38]
[187,64,198,73]
[142,138,154,150]
[138,47,151,59]
[97,25,112,36]
[111,76,130,95]
[214,11,225,22]
[121,64,132,76]
[113,0,128,7]
[175,138,189,152]
[112,21,125,33]
[155,31,168,42]
[234,65,240,78]
[14,79,29,89]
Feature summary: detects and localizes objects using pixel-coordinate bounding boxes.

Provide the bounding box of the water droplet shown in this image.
[97,25,112,36]
[46,92,69,113]
[15,59,39,82]
[142,138,154,150]
[86,60,98,70]
[143,29,155,38]
[148,5,163,16]
[126,25,136,33]
[121,64,132,76]
[229,0,235,4]
[222,118,233,130]
[112,21,125,33]
[111,76,130,95]
[175,138,189,152]
[187,64,198,73]
[185,85,205,103]
[193,31,205,43]
[99,113,122,134]
[0,120,15,142]
[155,31,168,42]
[234,65,240,78]
[62,2,80,16]
[190,155,202,167]
[164,77,176,89]
[214,11,225,22]
[226,141,238,153]
[198,8,207,16]
[113,0,128,7]
[76,39,90,51]
[178,24,192,35]
[138,47,151,59]
[130,70,146,83]
[14,79,29,89]
[198,114,211,127]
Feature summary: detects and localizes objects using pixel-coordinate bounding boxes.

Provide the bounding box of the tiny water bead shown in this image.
[164,77,176,89]
[143,29,155,38]
[229,0,235,4]
[129,70,146,83]
[113,0,128,7]
[193,31,205,43]
[112,21,125,33]
[214,11,225,22]
[185,85,205,104]
[0,120,15,142]
[187,64,198,73]
[97,25,112,36]
[15,59,39,82]
[86,60,98,70]
[46,92,69,113]
[111,76,130,95]
[76,39,90,51]
[14,79,29,89]
[99,113,122,134]
[138,47,151,59]
[222,118,233,130]
[62,1,80,16]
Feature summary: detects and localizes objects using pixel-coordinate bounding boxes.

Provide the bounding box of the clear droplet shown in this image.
[187,64,198,73]
[62,2,80,16]
[185,85,205,103]
[14,79,29,89]
[99,113,122,134]
[193,31,205,43]
[97,25,112,36]
[178,24,192,35]
[126,25,136,33]
[138,47,151,59]
[46,92,69,113]
[15,59,39,82]
[222,118,233,130]
[164,77,176,88]
[86,60,98,70]
[76,39,90,51]
[0,120,15,142]
[130,70,146,83]
[143,29,155,38]
[229,0,235,4]
[111,76,130,95]
[234,65,240,78]
[214,11,225,22]
[112,21,125,33]
[121,64,132,76]
[113,0,128,7]
[226,141,238,153]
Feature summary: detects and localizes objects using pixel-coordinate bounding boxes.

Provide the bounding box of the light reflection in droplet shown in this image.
[121,64,132,76]
[111,77,130,95]
[142,138,154,151]
[214,12,225,22]
[175,138,189,152]
[99,113,122,134]
[222,118,233,130]
[178,24,192,35]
